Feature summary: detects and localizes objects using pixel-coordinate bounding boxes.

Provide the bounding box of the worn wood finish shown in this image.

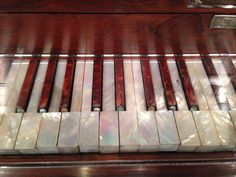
[115,59,125,111]
[0,0,236,13]
[221,57,236,92]
[141,59,156,111]
[159,60,177,110]
[60,59,76,112]
[92,59,103,111]
[38,59,57,112]
[202,59,230,110]
[16,59,39,112]
[0,14,235,54]
[0,153,235,177]
[176,60,198,110]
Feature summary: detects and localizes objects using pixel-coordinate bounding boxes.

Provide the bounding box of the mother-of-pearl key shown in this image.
[119,111,139,152]
[227,94,236,110]
[174,111,201,151]
[0,113,22,154]
[150,60,167,111]
[58,112,80,154]
[211,110,236,151]
[155,111,180,151]
[100,111,119,153]
[36,112,61,154]
[138,111,159,152]
[79,112,99,153]
[192,111,221,152]
[27,60,48,112]
[14,113,42,154]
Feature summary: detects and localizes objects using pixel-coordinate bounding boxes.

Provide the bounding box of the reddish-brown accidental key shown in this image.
[92,59,103,111]
[115,59,126,111]
[141,59,156,111]
[176,60,198,111]
[159,59,177,111]
[16,59,39,113]
[60,59,76,112]
[202,58,230,110]
[38,59,58,113]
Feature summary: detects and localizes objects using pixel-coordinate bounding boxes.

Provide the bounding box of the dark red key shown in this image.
[16,59,39,113]
[202,59,230,110]
[221,57,236,92]
[141,59,156,111]
[115,59,126,111]
[92,59,103,111]
[38,59,58,112]
[60,59,76,112]
[176,60,198,111]
[159,59,177,111]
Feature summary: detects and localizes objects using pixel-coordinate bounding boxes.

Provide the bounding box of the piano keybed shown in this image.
[0,57,236,154]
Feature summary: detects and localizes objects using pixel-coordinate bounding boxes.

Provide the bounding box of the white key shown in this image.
[138,111,159,152]
[15,113,42,154]
[132,60,146,111]
[124,60,136,111]
[192,111,221,152]
[229,111,236,130]
[0,113,22,154]
[0,60,21,107]
[155,111,180,151]
[36,112,61,154]
[186,61,209,110]
[174,111,201,151]
[81,60,94,111]
[27,60,48,112]
[193,61,219,110]
[103,60,115,111]
[150,60,167,111]
[0,113,3,124]
[213,59,235,97]
[211,110,236,151]
[58,112,80,154]
[79,112,99,152]
[7,60,29,112]
[48,60,66,112]
[71,60,85,112]
[100,111,119,153]
[167,60,188,110]
[227,94,236,110]
[119,111,139,152]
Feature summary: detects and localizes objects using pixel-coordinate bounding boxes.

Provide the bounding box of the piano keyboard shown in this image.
[0,57,236,154]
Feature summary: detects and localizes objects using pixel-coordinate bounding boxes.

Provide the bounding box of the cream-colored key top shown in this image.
[71,60,85,112]
[36,113,61,154]
[103,60,115,111]
[58,112,80,154]
[150,60,167,111]
[0,113,22,154]
[227,95,236,110]
[79,112,99,153]
[211,110,236,151]
[174,111,201,151]
[0,113,3,124]
[27,60,48,112]
[192,111,221,152]
[229,111,236,129]
[138,111,159,152]
[100,111,119,153]
[119,111,139,152]
[155,111,180,151]
[49,60,66,112]
[15,113,42,154]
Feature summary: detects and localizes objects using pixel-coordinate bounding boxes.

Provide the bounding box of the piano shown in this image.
[0,0,236,176]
